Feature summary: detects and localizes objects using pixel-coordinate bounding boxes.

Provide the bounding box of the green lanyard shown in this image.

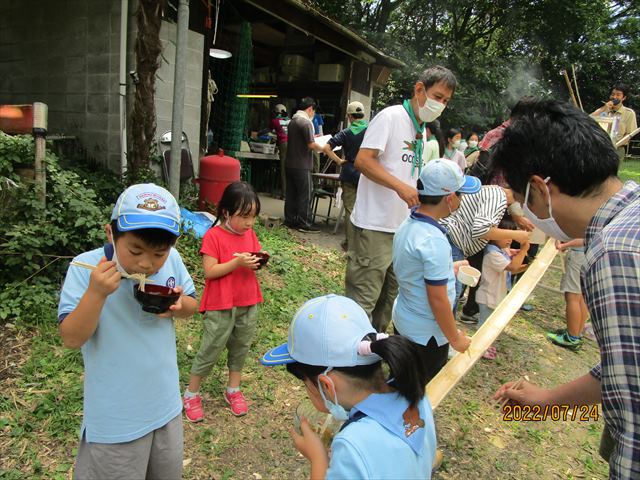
[402,99,425,177]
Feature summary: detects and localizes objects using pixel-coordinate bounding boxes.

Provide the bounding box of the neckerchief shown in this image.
[485,244,512,290]
[345,392,427,455]
[464,145,479,157]
[402,99,425,178]
[349,119,368,136]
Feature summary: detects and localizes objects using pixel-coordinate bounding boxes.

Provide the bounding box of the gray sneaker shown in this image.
[460,312,478,324]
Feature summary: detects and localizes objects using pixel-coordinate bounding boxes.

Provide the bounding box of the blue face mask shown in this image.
[317,368,349,421]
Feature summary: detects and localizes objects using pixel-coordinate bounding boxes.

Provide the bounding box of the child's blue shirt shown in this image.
[392,209,456,346]
[327,392,436,479]
[58,246,196,443]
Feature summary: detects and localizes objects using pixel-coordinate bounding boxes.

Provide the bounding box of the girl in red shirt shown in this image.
[183,181,265,421]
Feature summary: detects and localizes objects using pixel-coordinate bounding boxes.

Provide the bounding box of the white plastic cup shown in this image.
[457,265,481,287]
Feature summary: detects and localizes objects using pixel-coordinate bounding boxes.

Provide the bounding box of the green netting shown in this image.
[210,19,252,153]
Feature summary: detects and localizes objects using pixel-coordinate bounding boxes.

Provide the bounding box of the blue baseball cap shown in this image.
[111,183,181,236]
[418,159,481,196]
[261,294,380,367]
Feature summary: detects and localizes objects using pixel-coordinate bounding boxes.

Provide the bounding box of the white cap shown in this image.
[274,103,286,114]
[346,101,365,115]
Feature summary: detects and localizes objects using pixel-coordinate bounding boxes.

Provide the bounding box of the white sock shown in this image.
[184,389,198,398]
[226,386,240,394]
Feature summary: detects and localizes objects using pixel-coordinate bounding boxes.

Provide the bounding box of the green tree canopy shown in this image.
[309,0,640,132]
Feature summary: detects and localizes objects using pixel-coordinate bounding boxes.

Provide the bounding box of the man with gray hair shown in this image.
[345,66,457,332]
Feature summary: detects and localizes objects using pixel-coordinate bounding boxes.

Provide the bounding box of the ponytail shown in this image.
[370,335,429,407]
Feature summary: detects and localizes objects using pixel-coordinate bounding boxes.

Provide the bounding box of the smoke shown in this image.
[502,62,547,107]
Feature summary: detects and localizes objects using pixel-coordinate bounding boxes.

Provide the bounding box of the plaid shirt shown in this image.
[584,181,640,478]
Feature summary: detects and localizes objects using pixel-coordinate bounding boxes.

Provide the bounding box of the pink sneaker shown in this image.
[224,390,248,416]
[183,394,204,423]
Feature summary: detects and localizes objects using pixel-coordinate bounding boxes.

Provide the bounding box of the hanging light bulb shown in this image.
[209,0,231,59]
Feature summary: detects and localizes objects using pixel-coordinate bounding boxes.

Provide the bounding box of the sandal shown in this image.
[482,345,497,360]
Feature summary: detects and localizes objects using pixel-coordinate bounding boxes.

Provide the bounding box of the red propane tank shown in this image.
[197,149,241,210]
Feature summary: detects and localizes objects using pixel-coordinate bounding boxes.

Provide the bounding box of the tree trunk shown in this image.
[129,0,165,179]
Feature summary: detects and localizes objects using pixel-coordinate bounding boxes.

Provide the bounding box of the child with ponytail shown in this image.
[261,294,436,479]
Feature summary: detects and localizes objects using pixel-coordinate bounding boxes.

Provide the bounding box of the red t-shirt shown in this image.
[199,226,263,312]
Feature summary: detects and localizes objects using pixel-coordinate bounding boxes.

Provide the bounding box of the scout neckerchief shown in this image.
[349,119,368,136]
[402,99,425,178]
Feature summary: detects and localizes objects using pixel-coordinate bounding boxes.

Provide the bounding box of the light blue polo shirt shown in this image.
[58,246,196,443]
[327,393,436,479]
[392,209,456,346]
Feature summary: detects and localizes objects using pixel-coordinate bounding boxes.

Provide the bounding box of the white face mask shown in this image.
[418,95,446,123]
[317,368,349,421]
[522,177,572,242]
[468,140,478,148]
[452,140,461,149]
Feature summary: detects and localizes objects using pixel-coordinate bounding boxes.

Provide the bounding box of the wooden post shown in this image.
[32,102,48,208]
[571,65,583,111]
[426,239,558,409]
[562,70,579,108]
[34,135,46,206]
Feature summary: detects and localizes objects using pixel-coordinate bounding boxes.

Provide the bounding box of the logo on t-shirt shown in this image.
[401,139,419,165]
[166,276,176,288]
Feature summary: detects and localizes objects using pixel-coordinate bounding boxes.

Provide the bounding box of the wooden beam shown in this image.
[242,0,376,64]
[426,239,558,409]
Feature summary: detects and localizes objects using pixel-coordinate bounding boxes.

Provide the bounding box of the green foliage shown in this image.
[314,0,640,132]
[0,133,115,323]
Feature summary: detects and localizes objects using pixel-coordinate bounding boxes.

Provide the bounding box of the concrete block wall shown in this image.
[156,20,204,176]
[0,0,125,169]
[0,3,204,174]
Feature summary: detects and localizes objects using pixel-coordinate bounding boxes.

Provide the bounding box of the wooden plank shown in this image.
[426,239,558,409]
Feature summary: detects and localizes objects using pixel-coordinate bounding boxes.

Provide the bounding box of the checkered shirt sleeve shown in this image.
[583,181,640,478]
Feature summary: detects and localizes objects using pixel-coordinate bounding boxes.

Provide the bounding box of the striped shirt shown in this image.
[584,181,640,479]
[439,186,507,257]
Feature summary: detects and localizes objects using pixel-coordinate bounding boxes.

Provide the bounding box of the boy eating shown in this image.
[58,184,198,479]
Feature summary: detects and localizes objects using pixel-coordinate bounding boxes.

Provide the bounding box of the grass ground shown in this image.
[0,221,610,479]
[619,157,640,182]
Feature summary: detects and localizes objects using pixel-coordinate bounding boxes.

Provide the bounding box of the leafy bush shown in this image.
[0,133,116,323]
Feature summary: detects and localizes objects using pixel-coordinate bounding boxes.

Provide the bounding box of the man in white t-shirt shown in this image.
[345,66,457,332]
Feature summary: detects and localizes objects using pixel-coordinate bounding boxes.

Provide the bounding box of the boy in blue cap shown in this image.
[392,160,481,381]
[261,294,437,479]
[58,183,198,479]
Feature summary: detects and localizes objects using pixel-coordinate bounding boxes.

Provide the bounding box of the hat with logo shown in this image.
[274,103,287,114]
[261,294,385,367]
[111,183,181,236]
[346,101,365,115]
[417,159,481,196]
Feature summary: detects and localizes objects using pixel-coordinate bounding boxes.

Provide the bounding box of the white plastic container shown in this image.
[249,142,276,154]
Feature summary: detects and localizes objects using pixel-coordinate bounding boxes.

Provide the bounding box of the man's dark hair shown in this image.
[418,65,457,94]
[110,220,178,248]
[299,97,316,111]
[611,83,629,98]
[492,99,619,197]
[509,96,539,120]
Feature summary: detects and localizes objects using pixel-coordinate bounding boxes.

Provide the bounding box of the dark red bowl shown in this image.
[251,251,270,269]
[133,284,180,314]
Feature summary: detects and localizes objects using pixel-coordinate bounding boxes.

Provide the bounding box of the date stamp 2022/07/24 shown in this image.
[503,404,600,422]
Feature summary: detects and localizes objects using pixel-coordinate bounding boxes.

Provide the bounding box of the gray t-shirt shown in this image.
[285,114,314,170]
